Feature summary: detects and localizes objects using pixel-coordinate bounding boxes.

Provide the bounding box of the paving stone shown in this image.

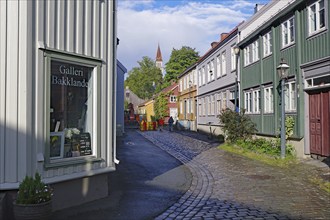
[139,131,330,220]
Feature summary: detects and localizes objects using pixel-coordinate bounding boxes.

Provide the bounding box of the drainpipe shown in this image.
[112,0,119,164]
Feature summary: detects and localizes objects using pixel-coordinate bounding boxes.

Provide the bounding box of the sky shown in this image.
[117,0,271,74]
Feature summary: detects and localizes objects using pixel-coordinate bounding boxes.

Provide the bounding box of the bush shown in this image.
[16,173,53,204]
[236,138,295,157]
[218,108,257,143]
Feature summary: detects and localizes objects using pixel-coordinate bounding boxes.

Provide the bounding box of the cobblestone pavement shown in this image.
[140,130,330,220]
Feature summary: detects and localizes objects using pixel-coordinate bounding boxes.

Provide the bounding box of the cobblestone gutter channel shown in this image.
[140,130,330,220]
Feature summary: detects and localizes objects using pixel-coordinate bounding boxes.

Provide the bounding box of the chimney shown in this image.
[220,33,228,42]
[211,41,218,48]
[254,4,265,14]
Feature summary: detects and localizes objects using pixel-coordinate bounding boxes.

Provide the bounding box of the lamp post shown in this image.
[277,58,289,159]
[233,46,240,112]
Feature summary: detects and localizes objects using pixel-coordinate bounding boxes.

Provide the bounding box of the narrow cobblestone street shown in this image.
[140,130,330,220]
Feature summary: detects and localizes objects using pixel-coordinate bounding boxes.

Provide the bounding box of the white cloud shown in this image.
[117,0,265,73]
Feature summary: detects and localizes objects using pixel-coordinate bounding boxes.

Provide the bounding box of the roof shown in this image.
[198,22,243,64]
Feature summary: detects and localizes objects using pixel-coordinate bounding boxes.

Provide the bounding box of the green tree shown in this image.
[164,46,199,86]
[124,56,163,99]
[154,92,169,119]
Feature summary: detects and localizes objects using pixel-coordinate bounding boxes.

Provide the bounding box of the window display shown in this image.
[50,60,94,159]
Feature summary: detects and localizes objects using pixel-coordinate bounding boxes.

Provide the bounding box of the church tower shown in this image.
[155,44,164,75]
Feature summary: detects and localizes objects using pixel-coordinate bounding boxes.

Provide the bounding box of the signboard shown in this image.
[78,133,92,156]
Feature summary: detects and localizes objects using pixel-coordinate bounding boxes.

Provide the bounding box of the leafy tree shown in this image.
[164,46,199,86]
[154,92,169,119]
[124,56,163,99]
[218,108,257,143]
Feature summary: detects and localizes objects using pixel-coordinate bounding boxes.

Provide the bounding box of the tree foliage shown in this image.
[218,108,257,143]
[124,56,163,100]
[154,92,170,119]
[164,46,199,86]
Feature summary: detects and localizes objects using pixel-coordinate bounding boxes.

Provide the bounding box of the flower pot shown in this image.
[13,200,52,220]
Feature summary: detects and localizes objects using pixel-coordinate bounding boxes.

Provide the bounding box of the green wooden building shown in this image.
[237,0,329,158]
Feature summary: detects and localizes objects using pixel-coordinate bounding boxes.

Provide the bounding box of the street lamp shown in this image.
[277,58,289,159]
[233,46,240,112]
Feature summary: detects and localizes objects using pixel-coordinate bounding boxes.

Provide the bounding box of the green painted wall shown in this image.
[239,0,330,139]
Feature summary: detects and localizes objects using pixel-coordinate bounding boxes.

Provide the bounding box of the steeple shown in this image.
[156,44,163,62]
[155,44,164,75]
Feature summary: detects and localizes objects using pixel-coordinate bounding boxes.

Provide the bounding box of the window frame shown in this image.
[284,81,297,112]
[264,86,274,113]
[281,17,295,48]
[221,51,226,76]
[308,0,326,36]
[263,31,272,57]
[44,51,102,167]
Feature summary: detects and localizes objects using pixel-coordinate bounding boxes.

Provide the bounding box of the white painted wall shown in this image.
[0,0,116,189]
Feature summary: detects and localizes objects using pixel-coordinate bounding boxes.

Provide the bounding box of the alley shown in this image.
[141,130,330,220]
[52,129,330,220]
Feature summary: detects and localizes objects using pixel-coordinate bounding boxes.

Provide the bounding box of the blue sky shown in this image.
[117,0,271,74]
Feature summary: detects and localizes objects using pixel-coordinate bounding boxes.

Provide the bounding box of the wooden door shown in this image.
[309,90,330,157]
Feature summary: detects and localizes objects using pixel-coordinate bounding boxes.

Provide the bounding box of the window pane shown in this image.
[50,60,94,158]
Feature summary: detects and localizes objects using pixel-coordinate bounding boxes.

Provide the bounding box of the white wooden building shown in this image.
[0,0,118,210]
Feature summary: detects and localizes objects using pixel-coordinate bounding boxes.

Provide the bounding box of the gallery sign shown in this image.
[51,61,90,88]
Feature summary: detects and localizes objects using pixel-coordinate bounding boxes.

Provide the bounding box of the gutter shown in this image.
[112,0,119,165]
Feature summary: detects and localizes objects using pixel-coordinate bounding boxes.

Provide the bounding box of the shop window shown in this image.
[48,57,100,161]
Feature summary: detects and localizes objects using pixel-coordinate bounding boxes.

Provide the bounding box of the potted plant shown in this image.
[13,173,53,220]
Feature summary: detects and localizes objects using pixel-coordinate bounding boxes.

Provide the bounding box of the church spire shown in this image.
[156,44,163,62]
[155,44,164,75]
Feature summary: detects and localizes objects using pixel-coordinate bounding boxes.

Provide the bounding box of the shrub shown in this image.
[16,173,53,204]
[218,108,257,143]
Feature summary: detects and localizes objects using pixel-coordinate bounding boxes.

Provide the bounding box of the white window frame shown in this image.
[202,67,206,85]
[252,41,259,62]
[263,31,272,57]
[179,79,183,92]
[281,17,295,48]
[244,40,259,66]
[210,60,215,81]
[222,92,227,110]
[244,88,260,114]
[231,46,236,71]
[308,0,326,35]
[284,81,297,112]
[244,91,252,113]
[210,95,215,115]
[216,55,221,78]
[253,90,261,113]
[170,95,176,103]
[221,51,226,76]
[198,70,202,87]
[264,86,274,113]
[207,62,211,82]
[217,93,221,114]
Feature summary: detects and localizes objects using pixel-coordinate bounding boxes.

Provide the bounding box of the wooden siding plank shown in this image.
[66,0,74,52]
[0,0,7,184]
[84,0,92,56]
[75,0,84,54]
[46,0,55,49]
[5,0,19,182]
